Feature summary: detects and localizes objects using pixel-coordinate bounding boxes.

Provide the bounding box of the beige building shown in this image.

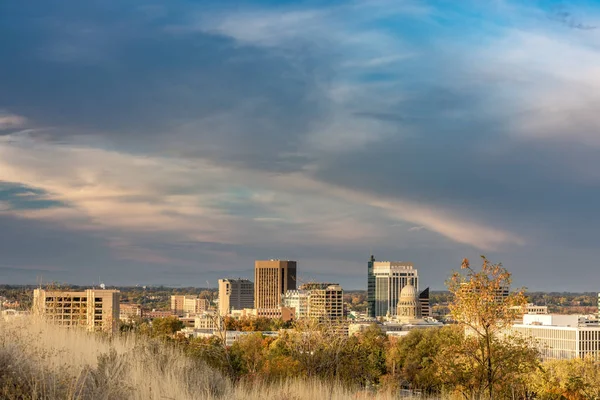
[171,295,209,316]
[119,303,143,321]
[218,279,254,316]
[300,283,344,320]
[254,260,297,309]
[33,288,120,332]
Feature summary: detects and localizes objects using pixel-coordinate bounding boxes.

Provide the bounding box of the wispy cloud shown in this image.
[0,112,27,130]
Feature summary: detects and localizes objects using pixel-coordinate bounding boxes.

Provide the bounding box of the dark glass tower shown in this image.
[367,255,376,318]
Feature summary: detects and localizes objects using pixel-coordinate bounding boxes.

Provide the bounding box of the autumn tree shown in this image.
[445,256,539,399]
[529,357,600,400]
[151,316,184,338]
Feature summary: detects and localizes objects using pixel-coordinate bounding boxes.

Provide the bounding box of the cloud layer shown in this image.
[1,0,600,290]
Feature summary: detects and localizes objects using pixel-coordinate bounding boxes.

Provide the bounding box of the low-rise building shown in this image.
[171,295,209,316]
[512,314,600,360]
[146,310,174,319]
[119,303,143,321]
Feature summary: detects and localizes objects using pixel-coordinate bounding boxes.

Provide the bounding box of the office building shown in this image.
[33,288,120,332]
[254,260,297,309]
[367,255,376,318]
[373,261,418,317]
[218,279,254,316]
[300,283,344,320]
[512,314,600,360]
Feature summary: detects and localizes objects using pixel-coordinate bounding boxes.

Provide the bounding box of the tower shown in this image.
[254,260,297,309]
[367,255,376,318]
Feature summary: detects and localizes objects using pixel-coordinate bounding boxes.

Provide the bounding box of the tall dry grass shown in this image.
[0,316,432,400]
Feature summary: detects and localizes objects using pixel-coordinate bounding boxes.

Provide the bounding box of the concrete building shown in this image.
[194,313,223,331]
[254,260,297,309]
[283,283,344,320]
[373,261,418,317]
[33,288,120,332]
[171,295,209,316]
[218,279,254,316]
[301,283,344,320]
[512,314,600,360]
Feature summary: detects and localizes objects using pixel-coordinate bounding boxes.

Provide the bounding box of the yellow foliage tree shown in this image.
[444,256,538,399]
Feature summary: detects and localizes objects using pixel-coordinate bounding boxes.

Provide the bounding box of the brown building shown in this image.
[33,288,120,333]
[254,260,297,309]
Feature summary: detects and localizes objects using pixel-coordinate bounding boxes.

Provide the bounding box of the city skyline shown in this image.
[2,1,600,291]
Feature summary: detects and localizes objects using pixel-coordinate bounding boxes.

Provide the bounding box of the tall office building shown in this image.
[33,288,120,332]
[367,255,376,318]
[218,279,254,316]
[254,260,297,309]
[373,261,418,317]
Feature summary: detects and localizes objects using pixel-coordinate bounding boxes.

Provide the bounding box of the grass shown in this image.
[0,316,432,400]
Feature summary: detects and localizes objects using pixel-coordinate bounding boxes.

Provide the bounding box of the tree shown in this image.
[151,316,184,338]
[529,357,600,400]
[385,326,464,394]
[445,256,539,399]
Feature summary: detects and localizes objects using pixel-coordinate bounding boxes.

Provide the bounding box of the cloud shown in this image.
[0,112,27,130]
[1,0,600,289]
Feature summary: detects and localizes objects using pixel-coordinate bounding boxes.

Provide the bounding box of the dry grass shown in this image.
[0,317,434,400]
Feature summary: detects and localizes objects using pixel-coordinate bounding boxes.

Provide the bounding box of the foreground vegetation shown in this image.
[3,257,600,399]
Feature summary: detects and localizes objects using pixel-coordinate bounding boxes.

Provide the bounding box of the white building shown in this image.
[373,262,418,317]
[512,314,600,360]
[282,290,309,319]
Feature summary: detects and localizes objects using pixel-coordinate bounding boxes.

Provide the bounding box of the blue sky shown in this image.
[1,0,600,290]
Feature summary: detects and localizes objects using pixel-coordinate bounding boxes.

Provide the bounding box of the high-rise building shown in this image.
[254,260,297,309]
[367,255,376,318]
[373,261,418,317]
[218,279,254,316]
[33,288,120,332]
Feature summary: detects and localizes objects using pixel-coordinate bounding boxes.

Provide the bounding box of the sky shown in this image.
[1,0,600,291]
